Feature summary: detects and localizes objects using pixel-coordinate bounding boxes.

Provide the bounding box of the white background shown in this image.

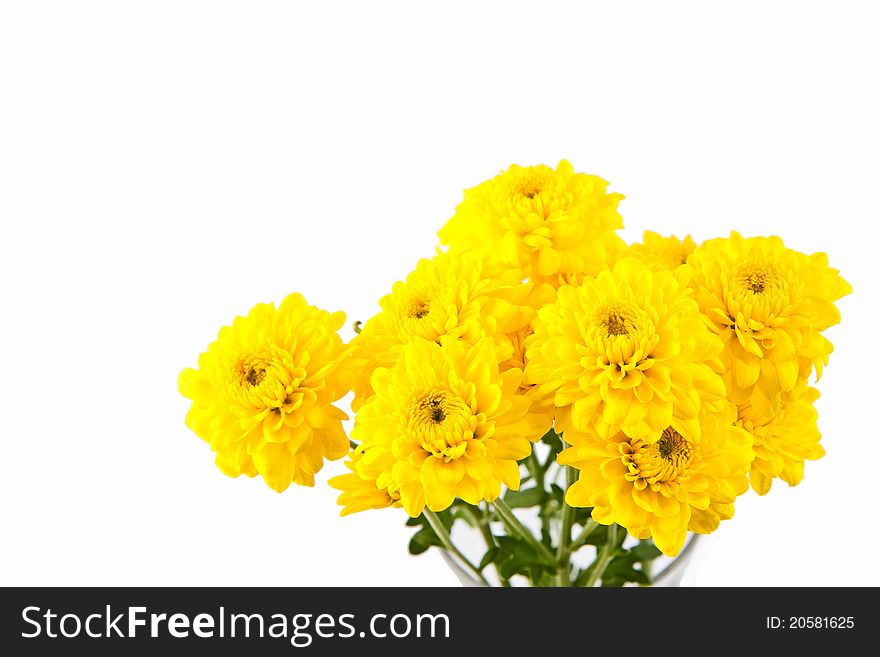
[2,1,878,587]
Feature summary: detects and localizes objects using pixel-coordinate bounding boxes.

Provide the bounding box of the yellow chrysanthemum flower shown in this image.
[686,232,852,417]
[626,230,696,272]
[438,160,625,285]
[178,293,352,492]
[498,325,555,430]
[737,384,823,495]
[351,337,548,517]
[350,251,534,410]
[559,404,753,556]
[525,258,726,441]
[328,450,402,516]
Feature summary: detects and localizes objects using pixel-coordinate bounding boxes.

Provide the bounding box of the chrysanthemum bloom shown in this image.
[626,230,696,272]
[737,384,823,495]
[349,251,534,410]
[328,450,402,516]
[559,403,753,556]
[438,160,625,285]
[352,337,548,516]
[525,258,726,441]
[498,325,555,430]
[685,232,851,417]
[178,293,352,492]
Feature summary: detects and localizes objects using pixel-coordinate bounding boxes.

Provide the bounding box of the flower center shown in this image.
[591,302,650,342]
[621,428,695,493]
[655,428,693,468]
[510,169,553,200]
[733,263,781,296]
[426,396,446,423]
[604,311,629,336]
[726,261,791,327]
[232,352,306,416]
[519,181,542,199]
[407,298,431,319]
[406,389,474,460]
[238,357,272,388]
[586,302,658,372]
[747,273,766,293]
[591,303,639,338]
[394,292,444,343]
[245,367,266,386]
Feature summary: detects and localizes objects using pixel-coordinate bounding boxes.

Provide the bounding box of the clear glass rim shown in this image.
[650,533,700,586]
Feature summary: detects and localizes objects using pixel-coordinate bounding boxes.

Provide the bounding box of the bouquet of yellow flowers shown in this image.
[179,161,850,587]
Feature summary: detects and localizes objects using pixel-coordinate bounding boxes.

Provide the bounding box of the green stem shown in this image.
[642,556,653,582]
[529,451,545,491]
[460,504,496,549]
[568,519,599,553]
[482,501,512,588]
[584,524,618,587]
[555,451,577,586]
[460,505,512,588]
[540,508,551,546]
[526,453,551,542]
[424,510,490,587]
[492,498,555,564]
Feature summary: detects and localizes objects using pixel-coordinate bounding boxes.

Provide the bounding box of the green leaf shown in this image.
[572,506,593,526]
[497,556,519,580]
[541,428,562,453]
[407,527,442,556]
[630,541,662,562]
[503,486,545,509]
[535,570,558,587]
[581,525,608,547]
[573,564,593,587]
[586,538,662,587]
[496,535,556,567]
[478,547,498,571]
[433,508,456,530]
[451,507,477,527]
[602,565,650,587]
[601,550,650,587]
[494,550,552,583]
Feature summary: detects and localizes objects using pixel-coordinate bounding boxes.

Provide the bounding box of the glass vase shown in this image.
[439,512,702,588]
